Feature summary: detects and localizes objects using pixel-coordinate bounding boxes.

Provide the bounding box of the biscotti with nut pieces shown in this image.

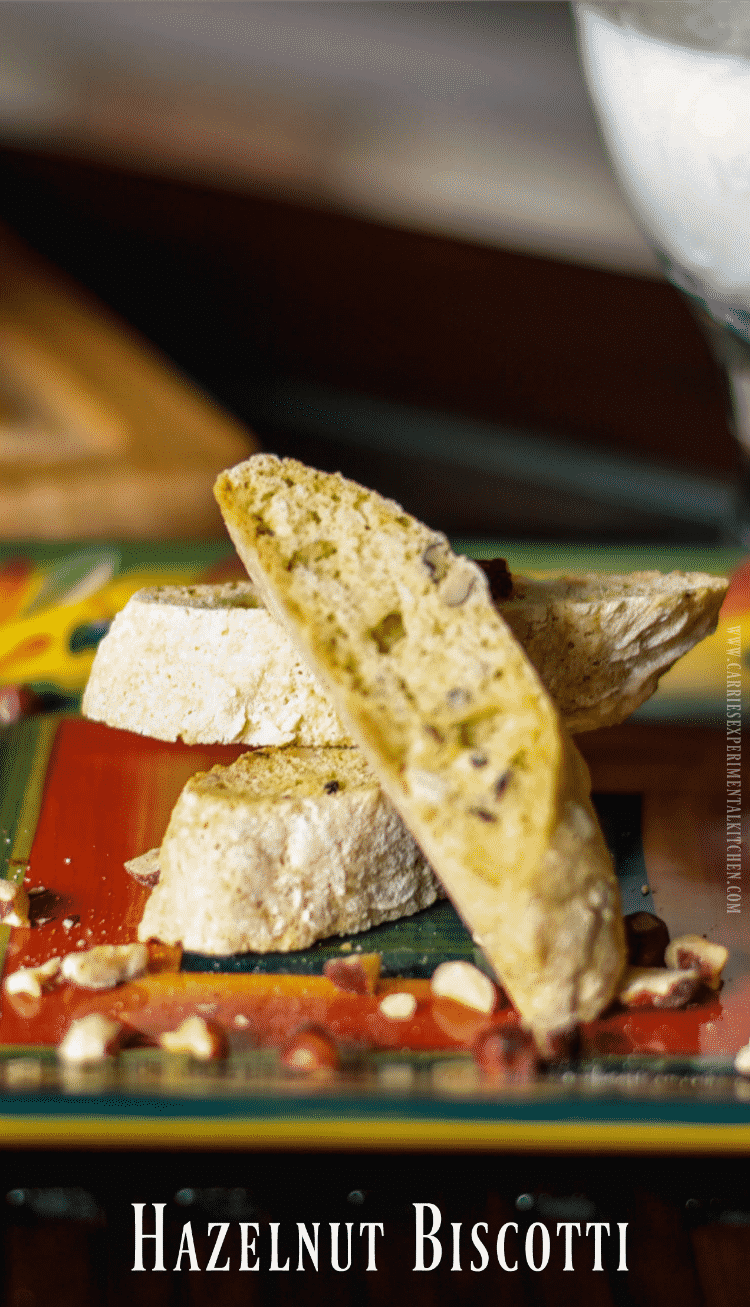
[82,581,349,746]
[137,746,441,954]
[82,569,727,745]
[214,454,627,1049]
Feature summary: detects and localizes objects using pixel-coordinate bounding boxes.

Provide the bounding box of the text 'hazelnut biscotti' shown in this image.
[214,455,627,1048]
[137,746,441,954]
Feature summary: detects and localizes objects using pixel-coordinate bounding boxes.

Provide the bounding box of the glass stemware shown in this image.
[574,1,750,542]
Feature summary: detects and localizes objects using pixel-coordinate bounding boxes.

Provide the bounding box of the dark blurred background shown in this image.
[0,1,740,539]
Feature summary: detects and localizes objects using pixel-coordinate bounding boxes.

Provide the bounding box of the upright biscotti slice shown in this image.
[137,746,440,953]
[215,455,627,1048]
[81,580,348,746]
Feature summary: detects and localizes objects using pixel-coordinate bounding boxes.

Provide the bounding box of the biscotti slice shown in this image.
[82,568,727,744]
[214,454,626,1048]
[81,581,349,746]
[502,570,728,734]
[137,746,440,954]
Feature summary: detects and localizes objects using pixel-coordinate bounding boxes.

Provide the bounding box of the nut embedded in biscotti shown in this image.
[159,1016,227,1061]
[664,935,728,990]
[421,540,450,582]
[430,961,498,1014]
[281,1026,339,1075]
[58,1014,125,1065]
[439,561,477,607]
[624,911,670,967]
[378,991,418,1021]
[617,965,702,1010]
[323,952,381,995]
[0,881,30,928]
[60,942,149,990]
[4,956,61,998]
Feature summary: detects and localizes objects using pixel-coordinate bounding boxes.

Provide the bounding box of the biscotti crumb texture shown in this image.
[82,571,727,745]
[82,580,349,746]
[214,454,626,1046]
[137,746,440,953]
[504,570,728,733]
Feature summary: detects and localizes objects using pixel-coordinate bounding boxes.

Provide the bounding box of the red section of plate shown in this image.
[0,717,744,1062]
[0,719,247,1046]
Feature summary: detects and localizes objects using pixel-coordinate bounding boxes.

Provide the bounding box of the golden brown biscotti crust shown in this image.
[214,454,626,1046]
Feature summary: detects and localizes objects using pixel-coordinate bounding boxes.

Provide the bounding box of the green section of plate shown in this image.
[454,541,741,574]
[0,538,739,575]
[183,794,653,977]
[0,715,59,978]
[0,540,236,570]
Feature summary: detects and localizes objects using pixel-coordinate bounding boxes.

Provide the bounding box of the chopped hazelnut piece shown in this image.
[617,965,701,1010]
[0,881,30,929]
[4,956,61,998]
[124,848,160,888]
[665,935,728,990]
[477,557,513,602]
[159,1016,227,1061]
[323,952,381,995]
[58,1014,125,1065]
[378,991,418,1021]
[624,912,670,967]
[60,942,149,990]
[282,1026,339,1075]
[430,960,498,1014]
[473,1027,538,1078]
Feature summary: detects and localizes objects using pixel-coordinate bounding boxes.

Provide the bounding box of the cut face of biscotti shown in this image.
[214,454,627,1048]
[81,568,727,745]
[502,570,727,734]
[82,581,349,746]
[137,746,441,954]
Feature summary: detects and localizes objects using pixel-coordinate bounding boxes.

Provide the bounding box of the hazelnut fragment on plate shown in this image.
[664,935,728,990]
[282,1026,339,1075]
[60,943,149,990]
[430,961,498,1014]
[624,912,670,968]
[378,991,418,1021]
[323,952,381,995]
[58,1014,126,1065]
[473,1027,539,1079]
[0,881,30,928]
[124,848,160,888]
[4,956,61,998]
[617,966,702,1010]
[159,1016,227,1061]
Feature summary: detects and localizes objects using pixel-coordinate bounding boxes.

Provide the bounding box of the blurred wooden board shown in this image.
[0,221,255,538]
